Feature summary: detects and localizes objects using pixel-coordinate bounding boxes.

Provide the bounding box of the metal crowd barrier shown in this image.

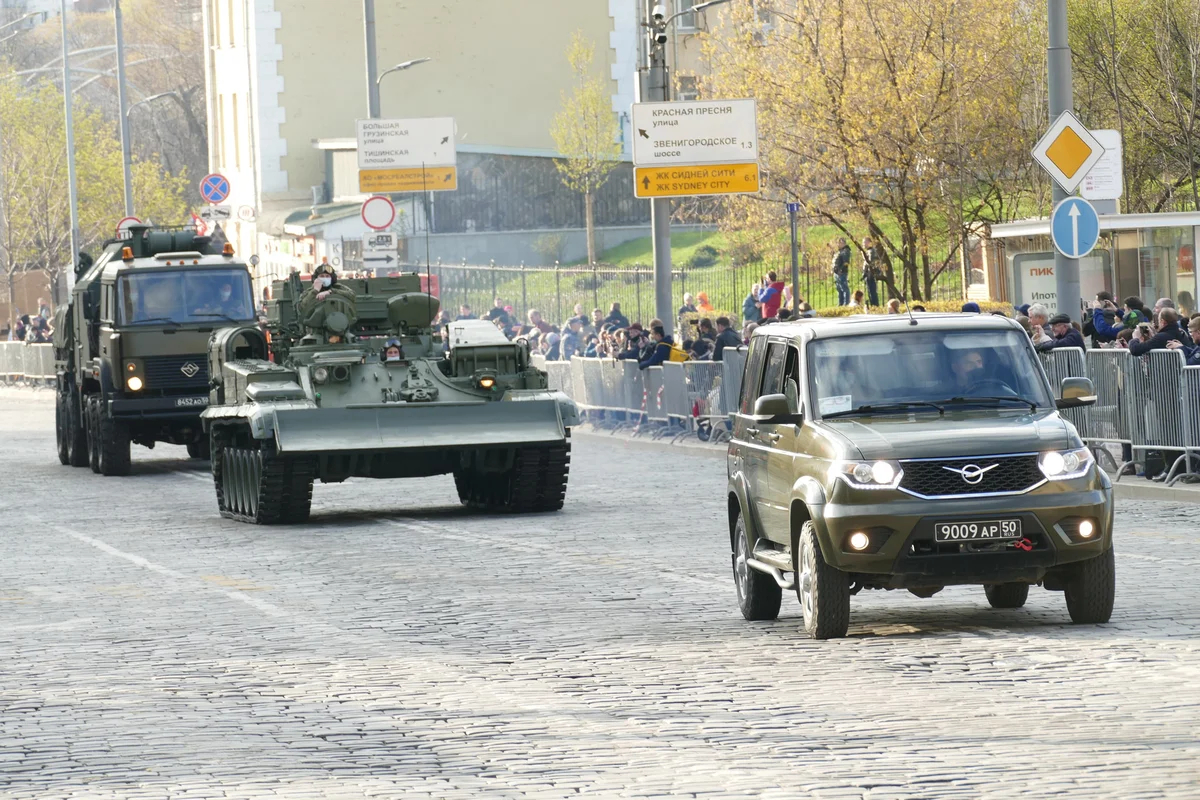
[1038,348,1088,435]
[0,342,54,384]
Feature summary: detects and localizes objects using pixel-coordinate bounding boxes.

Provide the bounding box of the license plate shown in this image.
[175,397,207,408]
[934,519,1021,542]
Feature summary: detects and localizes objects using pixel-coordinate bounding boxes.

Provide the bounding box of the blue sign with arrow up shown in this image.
[1050,196,1100,259]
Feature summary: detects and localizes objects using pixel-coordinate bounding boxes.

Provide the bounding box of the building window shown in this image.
[675,0,697,30]
[677,75,699,101]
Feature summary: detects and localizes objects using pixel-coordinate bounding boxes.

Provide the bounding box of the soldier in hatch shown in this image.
[298,264,356,318]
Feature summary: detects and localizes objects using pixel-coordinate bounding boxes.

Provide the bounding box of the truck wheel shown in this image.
[984,583,1029,609]
[795,521,850,640]
[96,400,132,476]
[187,439,210,460]
[732,511,781,621]
[86,397,101,474]
[1064,547,1115,624]
[64,384,88,467]
[55,391,70,465]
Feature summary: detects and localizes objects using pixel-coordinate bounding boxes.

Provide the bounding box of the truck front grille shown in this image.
[142,354,209,392]
[898,454,1044,498]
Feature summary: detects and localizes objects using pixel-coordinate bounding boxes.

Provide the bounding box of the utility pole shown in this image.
[60,0,81,291]
[115,0,134,216]
[1048,0,1079,318]
[787,203,800,309]
[643,1,673,337]
[363,0,380,119]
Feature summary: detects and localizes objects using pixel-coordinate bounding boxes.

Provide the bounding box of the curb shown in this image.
[1113,478,1200,506]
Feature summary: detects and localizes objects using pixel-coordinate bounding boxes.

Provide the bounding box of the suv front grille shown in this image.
[898,454,1044,498]
[142,354,209,393]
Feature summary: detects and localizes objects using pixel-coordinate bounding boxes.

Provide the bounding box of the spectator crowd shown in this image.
[2,298,54,344]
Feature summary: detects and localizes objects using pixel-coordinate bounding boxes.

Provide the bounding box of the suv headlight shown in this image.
[1038,447,1094,480]
[829,459,904,490]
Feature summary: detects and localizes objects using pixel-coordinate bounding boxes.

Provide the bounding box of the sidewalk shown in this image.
[574,425,1200,504]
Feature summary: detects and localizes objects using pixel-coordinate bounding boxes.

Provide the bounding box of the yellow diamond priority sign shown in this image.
[1032,110,1106,194]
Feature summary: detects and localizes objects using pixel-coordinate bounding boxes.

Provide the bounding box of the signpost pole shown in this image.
[789,205,800,311]
[1048,0,1079,318]
[115,0,134,217]
[364,0,380,119]
[644,0,673,338]
[60,0,81,291]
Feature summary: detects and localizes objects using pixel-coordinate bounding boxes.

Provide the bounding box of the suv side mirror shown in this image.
[753,393,802,424]
[1056,377,1096,409]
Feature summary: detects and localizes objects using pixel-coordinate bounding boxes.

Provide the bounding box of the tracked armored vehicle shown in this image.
[54,224,256,475]
[202,272,578,523]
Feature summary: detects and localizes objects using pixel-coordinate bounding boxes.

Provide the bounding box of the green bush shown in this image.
[687,244,720,268]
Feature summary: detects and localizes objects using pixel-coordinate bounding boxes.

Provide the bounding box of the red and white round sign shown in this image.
[361,195,396,231]
[116,216,142,238]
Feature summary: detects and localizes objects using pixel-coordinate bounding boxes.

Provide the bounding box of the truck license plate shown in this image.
[934,519,1021,542]
[175,397,207,408]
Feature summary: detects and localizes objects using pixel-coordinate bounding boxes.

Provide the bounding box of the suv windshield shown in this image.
[119,268,255,326]
[808,328,1052,418]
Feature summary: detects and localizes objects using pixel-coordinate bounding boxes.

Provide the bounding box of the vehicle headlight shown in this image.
[830,460,904,489]
[312,366,329,384]
[126,376,143,392]
[1038,447,1094,480]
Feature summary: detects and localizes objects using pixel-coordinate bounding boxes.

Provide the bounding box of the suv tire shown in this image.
[984,583,1029,609]
[1064,547,1115,624]
[796,521,850,639]
[731,512,781,621]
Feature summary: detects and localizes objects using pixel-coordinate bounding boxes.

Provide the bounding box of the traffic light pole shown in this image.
[1048,0,1080,318]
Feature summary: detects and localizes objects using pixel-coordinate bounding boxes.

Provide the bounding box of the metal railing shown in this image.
[0,342,55,384]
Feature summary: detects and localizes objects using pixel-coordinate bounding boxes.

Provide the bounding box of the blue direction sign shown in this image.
[200,172,231,205]
[785,202,801,213]
[1050,196,1100,259]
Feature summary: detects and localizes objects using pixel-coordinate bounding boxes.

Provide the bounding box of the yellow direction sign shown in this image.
[359,166,458,193]
[634,162,759,199]
[1032,111,1106,194]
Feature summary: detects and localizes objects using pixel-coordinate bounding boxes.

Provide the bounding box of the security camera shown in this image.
[651,4,666,22]
[655,30,668,44]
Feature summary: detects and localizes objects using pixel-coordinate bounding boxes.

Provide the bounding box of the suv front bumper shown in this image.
[815,480,1113,588]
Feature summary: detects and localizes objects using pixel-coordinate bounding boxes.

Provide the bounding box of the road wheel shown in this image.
[732,512,781,621]
[96,400,132,476]
[64,384,88,467]
[984,583,1030,609]
[187,439,210,460]
[86,397,101,473]
[1064,547,1115,624]
[55,390,69,465]
[795,521,850,640]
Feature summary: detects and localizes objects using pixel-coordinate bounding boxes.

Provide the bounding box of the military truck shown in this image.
[201,271,578,524]
[54,224,257,475]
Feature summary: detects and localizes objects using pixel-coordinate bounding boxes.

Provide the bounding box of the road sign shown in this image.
[361,195,396,231]
[363,231,398,267]
[1032,111,1106,194]
[785,202,801,214]
[1051,196,1101,259]
[199,172,231,204]
[1081,130,1123,201]
[237,205,257,222]
[634,162,759,199]
[356,117,456,170]
[359,166,458,194]
[198,205,232,222]
[631,99,758,167]
[116,216,142,237]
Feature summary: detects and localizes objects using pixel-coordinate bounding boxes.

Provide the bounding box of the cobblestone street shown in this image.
[2,387,1199,799]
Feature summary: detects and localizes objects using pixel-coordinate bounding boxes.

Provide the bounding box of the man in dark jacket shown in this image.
[1037,313,1086,351]
[604,302,630,329]
[832,238,852,305]
[638,326,675,370]
[1167,315,1200,365]
[1130,307,1190,356]
[712,316,741,362]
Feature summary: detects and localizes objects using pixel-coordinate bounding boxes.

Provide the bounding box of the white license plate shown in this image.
[934,519,1021,542]
[175,397,207,408]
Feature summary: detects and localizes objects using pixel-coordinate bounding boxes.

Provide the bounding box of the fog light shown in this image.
[849,531,870,551]
[126,376,143,392]
[313,367,329,384]
[1078,519,1095,538]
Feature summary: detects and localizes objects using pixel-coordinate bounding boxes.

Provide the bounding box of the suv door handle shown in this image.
[765,432,782,443]
[746,427,760,437]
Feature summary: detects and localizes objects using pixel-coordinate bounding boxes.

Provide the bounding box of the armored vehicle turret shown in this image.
[201,270,578,524]
[54,224,256,475]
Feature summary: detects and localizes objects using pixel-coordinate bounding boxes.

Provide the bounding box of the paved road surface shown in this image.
[2,388,1198,799]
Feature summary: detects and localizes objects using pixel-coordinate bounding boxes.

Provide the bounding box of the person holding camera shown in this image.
[1092,295,1147,341]
[1083,291,1119,347]
[1129,307,1190,356]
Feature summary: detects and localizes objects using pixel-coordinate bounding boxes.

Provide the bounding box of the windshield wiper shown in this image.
[940,396,1038,412]
[191,312,247,323]
[822,401,945,419]
[126,317,180,326]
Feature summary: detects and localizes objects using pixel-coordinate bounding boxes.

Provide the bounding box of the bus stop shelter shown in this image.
[985,212,1199,317]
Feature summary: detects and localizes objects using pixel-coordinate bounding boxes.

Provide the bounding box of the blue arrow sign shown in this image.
[1050,196,1100,259]
[785,202,801,214]
[200,172,231,204]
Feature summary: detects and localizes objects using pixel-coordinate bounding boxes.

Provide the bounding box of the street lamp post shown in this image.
[115,0,134,217]
[642,0,730,338]
[60,0,81,292]
[1047,0,1080,319]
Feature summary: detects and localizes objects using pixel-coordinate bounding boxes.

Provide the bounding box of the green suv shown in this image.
[727,314,1114,639]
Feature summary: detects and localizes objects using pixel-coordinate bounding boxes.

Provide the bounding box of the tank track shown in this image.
[456,433,571,513]
[212,426,314,525]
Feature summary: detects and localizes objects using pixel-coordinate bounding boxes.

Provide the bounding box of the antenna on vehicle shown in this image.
[901,292,918,326]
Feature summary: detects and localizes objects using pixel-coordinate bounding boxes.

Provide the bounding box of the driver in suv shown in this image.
[727,313,1114,639]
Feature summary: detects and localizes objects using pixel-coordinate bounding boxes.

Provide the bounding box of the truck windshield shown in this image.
[808,328,1053,419]
[119,268,255,326]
